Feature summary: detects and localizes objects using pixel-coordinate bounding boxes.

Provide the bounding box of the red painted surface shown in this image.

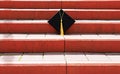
[25,40,64,52]
[0,40,64,52]
[0,10,56,20]
[0,63,120,74]
[0,24,8,33]
[0,10,120,20]
[115,24,120,33]
[62,1,120,9]
[67,23,119,34]
[0,39,120,52]
[0,1,120,9]
[66,10,120,20]
[0,64,66,74]
[0,22,120,34]
[0,41,28,52]
[65,40,120,52]
[0,23,56,33]
[68,64,120,74]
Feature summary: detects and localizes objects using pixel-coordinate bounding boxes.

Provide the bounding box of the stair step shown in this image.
[0,52,120,74]
[0,34,64,52]
[0,34,120,52]
[0,0,120,9]
[1,20,120,34]
[65,34,120,52]
[0,9,120,20]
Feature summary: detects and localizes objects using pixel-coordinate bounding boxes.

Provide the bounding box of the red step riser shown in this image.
[67,23,118,34]
[0,23,120,34]
[0,40,64,52]
[0,40,120,52]
[0,1,120,9]
[0,10,55,20]
[0,23,57,34]
[0,65,66,74]
[68,64,120,74]
[0,64,120,74]
[66,40,120,52]
[0,10,120,20]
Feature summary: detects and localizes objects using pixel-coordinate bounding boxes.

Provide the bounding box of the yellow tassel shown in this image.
[60,19,64,36]
[18,53,23,61]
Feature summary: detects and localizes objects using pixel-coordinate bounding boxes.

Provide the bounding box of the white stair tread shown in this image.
[0,34,10,39]
[81,35,101,39]
[65,52,88,61]
[44,53,65,61]
[99,35,120,39]
[0,34,64,40]
[106,53,120,61]
[0,53,120,64]
[0,34,120,40]
[21,53,43,61]
[1,20,120,24]
[27,34,45,39]
[64,34,120,40]
[9,34,28,39]
[0,9,120,11]
[85,53,110,61]
[46,34,64,40]
[0,34,27,39]
[0,53,21,61]
[64,35,82,39]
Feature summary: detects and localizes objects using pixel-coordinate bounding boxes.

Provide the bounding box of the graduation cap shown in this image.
[48,9,75,36]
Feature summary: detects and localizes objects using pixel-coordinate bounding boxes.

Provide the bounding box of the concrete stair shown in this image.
[0,53,120,74]
[0,0,120,74]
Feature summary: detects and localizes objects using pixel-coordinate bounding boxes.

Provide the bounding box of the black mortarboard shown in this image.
[48,9,75,35]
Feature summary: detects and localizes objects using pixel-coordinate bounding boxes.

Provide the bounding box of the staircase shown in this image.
[0,0,120,74]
